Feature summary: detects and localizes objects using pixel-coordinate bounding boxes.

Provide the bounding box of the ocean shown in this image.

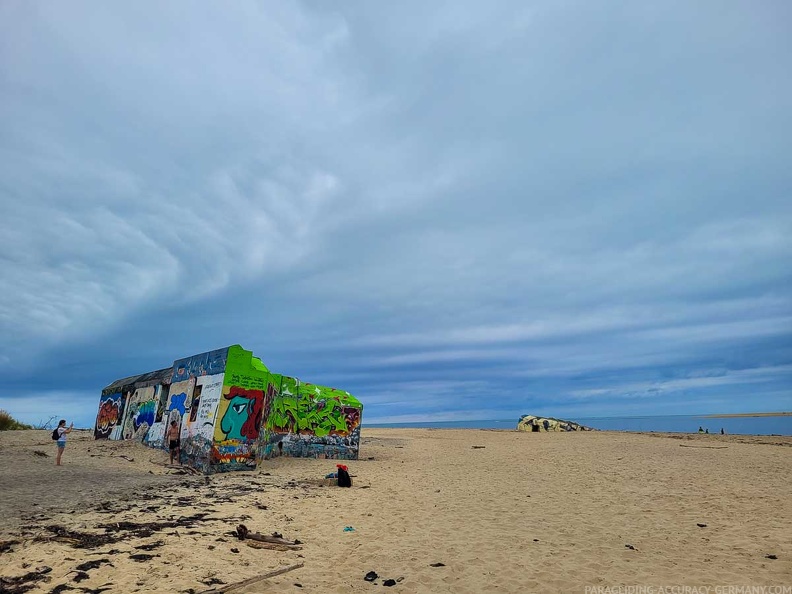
[366,414,792,435]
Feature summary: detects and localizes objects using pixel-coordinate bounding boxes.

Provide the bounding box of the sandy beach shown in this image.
[1,428,790,593]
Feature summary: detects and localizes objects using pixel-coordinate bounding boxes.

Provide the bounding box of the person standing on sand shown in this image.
[168,420,181,464]
[55,419,73,466]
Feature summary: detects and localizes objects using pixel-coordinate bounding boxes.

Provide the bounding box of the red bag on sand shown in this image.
[336,464,352,487]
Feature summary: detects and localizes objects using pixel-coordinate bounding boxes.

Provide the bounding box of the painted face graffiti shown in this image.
[219,387,264,441]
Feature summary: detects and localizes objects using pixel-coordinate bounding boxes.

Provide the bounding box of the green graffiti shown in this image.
[268,381,358,437]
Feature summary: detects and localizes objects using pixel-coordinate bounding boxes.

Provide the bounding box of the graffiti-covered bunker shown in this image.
[95,345,363,473]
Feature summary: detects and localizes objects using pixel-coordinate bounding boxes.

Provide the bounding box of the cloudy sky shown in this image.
[1,1,790,428]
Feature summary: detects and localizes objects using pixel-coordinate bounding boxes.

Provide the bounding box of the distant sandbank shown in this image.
[701,411,792,418]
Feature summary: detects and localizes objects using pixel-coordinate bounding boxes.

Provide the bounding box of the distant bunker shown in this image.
[517,415,593,432]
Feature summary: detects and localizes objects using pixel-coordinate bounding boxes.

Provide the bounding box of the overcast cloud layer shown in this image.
[1,1,790,428]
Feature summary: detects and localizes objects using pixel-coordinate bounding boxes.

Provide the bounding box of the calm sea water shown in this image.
[366,415,792,435]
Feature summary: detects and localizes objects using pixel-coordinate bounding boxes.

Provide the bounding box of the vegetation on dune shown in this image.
[0,409,33,431]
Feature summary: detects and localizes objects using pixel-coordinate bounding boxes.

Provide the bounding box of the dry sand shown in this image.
[1,428,790,593]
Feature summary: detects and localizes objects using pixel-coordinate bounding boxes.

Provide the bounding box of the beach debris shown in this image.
[471,446,486,449]
[294,584,302,588]
[40,526,116,550]
[364,571,378,582]
[0,539,20,554]
[624,544,639,551]
[78,586,113,594]
[679,445,728,449]
[696,523,708,528]
[33,450,49,457]
[765,554,778,560]
[134,541,164,551]
[75,559,111,572]
[343,526,356,532]
[86,549,120,556]
[129,553,159,562]
[383,579,397,587]
[0,565,52,593]
[97,512,212,539]
[196,562,304,594]
[230,548,240,553]
[246,541,303,552]
[71,571,90,583]
[200,577,226,586]
[429,563,445,567]
[234,525,302,547]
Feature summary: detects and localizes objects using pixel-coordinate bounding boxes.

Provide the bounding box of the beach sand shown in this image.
[1,428,790,592]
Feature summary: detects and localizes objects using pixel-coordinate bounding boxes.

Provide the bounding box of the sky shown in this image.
[0,1,790,429]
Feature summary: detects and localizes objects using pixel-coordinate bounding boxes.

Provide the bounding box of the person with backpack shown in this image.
[52,419,73,466]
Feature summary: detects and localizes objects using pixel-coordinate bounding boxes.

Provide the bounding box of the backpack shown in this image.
[337,467,352,488]
[51,428,60,440]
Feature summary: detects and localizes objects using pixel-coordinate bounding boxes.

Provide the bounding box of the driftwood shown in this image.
[246,541,302,551]
[197,562,304,594]
[679,444,728,449]
[235,525,302,548]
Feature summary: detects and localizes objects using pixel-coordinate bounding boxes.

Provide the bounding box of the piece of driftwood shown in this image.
[679,444,728,449]
[246,541,302,552]
[236,525,302,547]
[197,562,304,594]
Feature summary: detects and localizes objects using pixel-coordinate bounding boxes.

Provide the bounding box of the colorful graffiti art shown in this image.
[132,401,157,437]
[94,393,125,439]
[144,421,167,449]
[172,347,229,383]
[211,383,268,472]
[268,383,360,437]
[180,374,223,472]
[121,387,156,440]
[263,379,362,460]
[211,440,257,470]
[218,387,264,440]
[162,379,194,448]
